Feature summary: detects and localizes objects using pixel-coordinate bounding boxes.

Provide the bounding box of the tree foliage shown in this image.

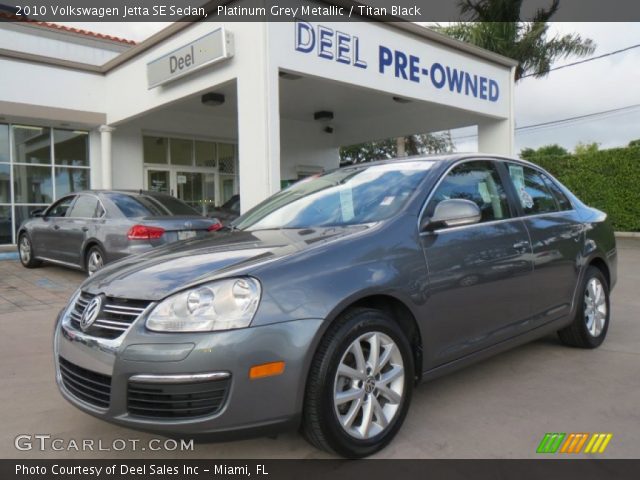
[340,132,454,165]
[433,0,596,80]
[520,144,568,160]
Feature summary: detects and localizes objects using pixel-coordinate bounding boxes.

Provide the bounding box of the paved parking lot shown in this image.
[1,239,639,459]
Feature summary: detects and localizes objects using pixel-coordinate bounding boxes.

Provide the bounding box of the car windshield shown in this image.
[106,193,199,217]
[234,161,435,231]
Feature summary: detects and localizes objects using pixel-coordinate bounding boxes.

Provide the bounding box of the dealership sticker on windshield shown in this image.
[380,196,395,206]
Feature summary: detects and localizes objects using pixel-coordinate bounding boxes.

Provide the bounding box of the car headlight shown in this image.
[146,277,261,332]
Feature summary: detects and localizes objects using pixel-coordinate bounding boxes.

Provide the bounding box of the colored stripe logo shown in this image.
[537,433,612,454]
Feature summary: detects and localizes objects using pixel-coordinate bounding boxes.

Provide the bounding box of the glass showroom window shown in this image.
[143,135,237,214]
[0,124,10,244]
[0,124,89,244]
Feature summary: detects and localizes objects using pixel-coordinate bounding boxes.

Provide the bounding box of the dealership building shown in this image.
[0,2,517,245]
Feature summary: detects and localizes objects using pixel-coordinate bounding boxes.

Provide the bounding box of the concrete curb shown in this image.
[615,232,640,238]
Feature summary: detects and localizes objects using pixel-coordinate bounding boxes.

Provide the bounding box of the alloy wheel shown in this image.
[87,250,103,275]
[19,236,31,264]
[584,277,607,337]
[333,331,405,440]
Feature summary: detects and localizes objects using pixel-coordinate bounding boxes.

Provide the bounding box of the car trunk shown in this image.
[138,216,217,245]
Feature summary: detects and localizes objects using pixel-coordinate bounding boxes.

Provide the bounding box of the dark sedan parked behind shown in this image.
[18,190,222,274]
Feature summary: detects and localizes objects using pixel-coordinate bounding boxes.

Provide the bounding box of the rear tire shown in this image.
[302,308,414,458]
[85,245,106,276]
[18,233,42,268]
[558,266,610,348]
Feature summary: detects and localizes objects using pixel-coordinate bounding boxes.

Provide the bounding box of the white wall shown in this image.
[111,124,144,189]
[0,23,128,66]
[0,58,105,114]
[280,118,339,180]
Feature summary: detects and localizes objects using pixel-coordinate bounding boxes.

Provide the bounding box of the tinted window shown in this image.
[68,195,99,218]
[542,175,572,211]
[507,164,558,215]
[46,196,75,217]
[234,161,435,230]
[151,194,201,216]
[106,193,197,218]
[106,193,166,217]
[429,161,511,223]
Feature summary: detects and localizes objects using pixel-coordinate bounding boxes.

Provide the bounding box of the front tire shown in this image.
[302,308,414,458]
[558,266,610,348]
[18,233,42,268]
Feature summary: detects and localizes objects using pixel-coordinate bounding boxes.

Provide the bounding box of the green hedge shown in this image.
[530,147,640,232]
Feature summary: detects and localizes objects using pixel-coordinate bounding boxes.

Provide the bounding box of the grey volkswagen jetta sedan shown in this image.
[18,190,222,275]
[54,155,616,457]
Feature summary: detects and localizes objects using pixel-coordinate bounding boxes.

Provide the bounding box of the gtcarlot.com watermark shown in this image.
[15,434,194,452]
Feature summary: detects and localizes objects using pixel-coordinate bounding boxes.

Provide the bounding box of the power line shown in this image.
[521,43,640,78]
[450,103,640,141]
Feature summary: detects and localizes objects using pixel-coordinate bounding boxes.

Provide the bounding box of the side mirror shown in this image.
[422,199,482,231]
[30,209,45,218]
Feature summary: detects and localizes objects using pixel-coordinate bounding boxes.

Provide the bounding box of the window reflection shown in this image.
[54,129,88,166]
[13,125,51,165]
[55,167,89,197]
[13,164,53,203]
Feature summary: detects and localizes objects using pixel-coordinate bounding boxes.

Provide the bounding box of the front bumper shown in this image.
[53,300,323,437]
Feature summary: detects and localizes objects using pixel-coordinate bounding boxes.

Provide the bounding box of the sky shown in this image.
[62,21,640,154]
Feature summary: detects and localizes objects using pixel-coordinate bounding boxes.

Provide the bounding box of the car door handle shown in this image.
[81,227,89,232]
[53,225,60,230]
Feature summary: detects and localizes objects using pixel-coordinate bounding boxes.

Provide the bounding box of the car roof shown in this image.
[62,189,167,197]
[341,153,531,167]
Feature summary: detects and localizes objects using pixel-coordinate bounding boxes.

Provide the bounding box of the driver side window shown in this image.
[46,196,75,218]
[428,161,511,223]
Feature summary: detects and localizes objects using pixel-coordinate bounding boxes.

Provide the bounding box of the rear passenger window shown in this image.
[542,175,573,211]
[507,164,558,215]
[429,161,511,223]
[69,195,99,218]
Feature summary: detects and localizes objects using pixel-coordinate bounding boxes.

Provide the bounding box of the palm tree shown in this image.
[433,0,596,80]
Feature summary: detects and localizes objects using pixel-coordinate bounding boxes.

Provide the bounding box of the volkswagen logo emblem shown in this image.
[80,296,103,331]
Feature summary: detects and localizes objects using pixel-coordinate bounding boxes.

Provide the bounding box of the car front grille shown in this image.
[58,356,112,409]
[69,292,151,339]
[127,378,231,419]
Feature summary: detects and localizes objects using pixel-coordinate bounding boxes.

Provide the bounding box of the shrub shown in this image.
[531,147,640,231]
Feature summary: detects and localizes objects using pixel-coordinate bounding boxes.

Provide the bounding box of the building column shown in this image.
[99,125,115,189]
[478,65,516,156]
[236,33,280,213]
[478,118,514,155]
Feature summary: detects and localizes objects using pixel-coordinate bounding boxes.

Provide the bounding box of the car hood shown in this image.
[83,225,369,301]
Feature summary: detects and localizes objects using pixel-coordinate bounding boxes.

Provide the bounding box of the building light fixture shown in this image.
[313,110,334,122]
[201,92,225,106]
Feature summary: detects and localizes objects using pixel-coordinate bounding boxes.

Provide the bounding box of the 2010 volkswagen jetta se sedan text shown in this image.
[54,155,617,457]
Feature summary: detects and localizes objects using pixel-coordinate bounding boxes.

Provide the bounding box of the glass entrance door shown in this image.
[176,172,216,215]
[147,169,171,195]
[176,171,203,212]
[144,168,218,216]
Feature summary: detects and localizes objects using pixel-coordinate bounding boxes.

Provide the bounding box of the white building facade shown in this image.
[0,4,517,245]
